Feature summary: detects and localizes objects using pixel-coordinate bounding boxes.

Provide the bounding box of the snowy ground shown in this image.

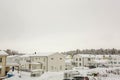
[4,71,64,80]
[4,67,120,80]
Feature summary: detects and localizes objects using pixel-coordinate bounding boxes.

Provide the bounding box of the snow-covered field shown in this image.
[4,67,120,80]
[4,71,64,80]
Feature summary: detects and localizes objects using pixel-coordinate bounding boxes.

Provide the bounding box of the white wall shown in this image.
[48,53,65,72]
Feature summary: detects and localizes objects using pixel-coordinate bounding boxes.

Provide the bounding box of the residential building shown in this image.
[73,54,95,67]
[18,53,65,73]
[48,53,65,71]
[0,51,8,77]
[73,54,120,67]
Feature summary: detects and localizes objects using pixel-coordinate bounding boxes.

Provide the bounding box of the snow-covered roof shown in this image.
[7,55,20,58]
[31,62,43,64]
[74,54,120,58]
[30,52,56,57]
[110,55,120,58]
[31,69,43,72]
[66,55,72,59]
[0,50,8,56]
[94,60,110,63]
[19,52,55,58]
[75,54,95,58]
[20,54,30,58]
[20,53,65,58]
[65,59,73,63]
[6,63,19,66]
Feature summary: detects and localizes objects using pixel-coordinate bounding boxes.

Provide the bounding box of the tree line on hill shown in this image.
[61,48,120,57]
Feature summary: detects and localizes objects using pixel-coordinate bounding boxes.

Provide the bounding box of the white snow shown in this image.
[4,71,64,80]
[4,67,120,80]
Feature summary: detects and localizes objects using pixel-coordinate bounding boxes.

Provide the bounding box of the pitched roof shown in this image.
[0,50,8,56]
[29,52,55,57]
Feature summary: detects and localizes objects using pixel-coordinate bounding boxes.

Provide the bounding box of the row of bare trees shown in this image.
[61,48,120,57]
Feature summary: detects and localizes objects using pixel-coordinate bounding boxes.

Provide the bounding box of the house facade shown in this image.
[29,55,48,72]
[18,53,65,73]
[48,53,65,72]
[0,51,8,77]
[73,54,95,67]
[73,54,120,67]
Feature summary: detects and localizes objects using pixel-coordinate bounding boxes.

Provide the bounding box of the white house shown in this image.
[18,52,66,74]
[73,54,95,67]
[73,54,120,68]
[48,53,65,72]
[94,55,120,67]
[29,53,49,73]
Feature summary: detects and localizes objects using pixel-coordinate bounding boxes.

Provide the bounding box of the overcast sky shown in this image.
[0,0,120,53]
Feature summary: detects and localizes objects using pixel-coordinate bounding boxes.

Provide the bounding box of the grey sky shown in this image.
[0,0,120,53]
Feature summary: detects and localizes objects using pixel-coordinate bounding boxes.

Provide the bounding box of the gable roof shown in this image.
[29,52,55,57]
[0,50,8,56]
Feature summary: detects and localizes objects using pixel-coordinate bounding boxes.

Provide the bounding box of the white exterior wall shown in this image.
[30,56,48,72]
[19,56,30,71]
[15,53,66,72]
[73,54,120,67]
[73,54,95,67]
[48,53,65,72]
[6,55,20,66]
[108,55,120,67]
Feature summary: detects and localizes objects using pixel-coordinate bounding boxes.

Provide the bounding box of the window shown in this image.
[88,58,91,61]
[79,63,81,66]
[51,58,54,60]
[114,62,117,64]
[79,58,81,61]
[0,69,1,74]
[60,58,62,60]
[0,58,2,62]
[76,58,78,61]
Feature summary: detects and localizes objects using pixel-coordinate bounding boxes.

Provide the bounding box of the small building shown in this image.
[0,51,8,77]
[73,54,120,68]
[48,53,65,72]
[73,54,95,67]
[29,53,48,72]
